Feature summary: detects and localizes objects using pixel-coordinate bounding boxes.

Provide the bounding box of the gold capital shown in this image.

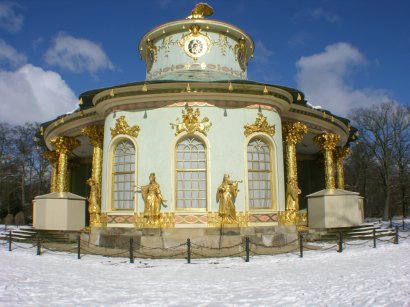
[282,122,308,145]
[43,150,58,165]
[82,125,104,148]
[50,136,81,155]
[313,133,340,151]
[334,146,350,160]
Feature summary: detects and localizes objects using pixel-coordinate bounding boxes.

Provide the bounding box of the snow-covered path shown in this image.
[1,238,410,306]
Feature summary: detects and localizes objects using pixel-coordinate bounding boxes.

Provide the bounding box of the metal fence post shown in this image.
[129,237,134,263]
[338,231,343,253]
[373,227,376,248]
[245,237,250,262]
[8,230,12,252]
[37,235,42,256]
[394,226,399,244]
[77,234,81,259]
[187,238,191,264]
[299,233,304,258]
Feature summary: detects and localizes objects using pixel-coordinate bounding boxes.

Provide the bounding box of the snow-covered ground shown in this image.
[1,232,410,307]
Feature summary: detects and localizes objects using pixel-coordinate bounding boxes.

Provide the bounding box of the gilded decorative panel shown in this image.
[248,213,278,223]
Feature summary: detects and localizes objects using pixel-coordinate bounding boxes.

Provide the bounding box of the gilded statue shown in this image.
[86,178,101,225]
[286,179,301,212]
[137,173,167,226]
[188,3,213,19]
[217,174,241,224]
[278,179,301,225]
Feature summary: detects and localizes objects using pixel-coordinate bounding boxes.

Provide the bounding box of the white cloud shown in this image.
[0,1,23,32]
[0,39,26,67]
[296,42,392,116]
[0,64,78,125]
[45,32,114,75]
[309,8,341,24]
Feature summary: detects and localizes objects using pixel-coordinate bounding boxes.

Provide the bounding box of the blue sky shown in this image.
[0,0,409,124]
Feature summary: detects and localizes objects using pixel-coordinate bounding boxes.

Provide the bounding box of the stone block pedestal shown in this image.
[33,192,86,231]
[307,189,364,228]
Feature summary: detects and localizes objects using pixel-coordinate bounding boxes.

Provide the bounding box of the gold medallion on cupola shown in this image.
[179,24,211,60]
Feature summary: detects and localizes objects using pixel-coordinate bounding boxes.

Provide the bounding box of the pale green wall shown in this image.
[101,105,285,213]
[149,32,246,81]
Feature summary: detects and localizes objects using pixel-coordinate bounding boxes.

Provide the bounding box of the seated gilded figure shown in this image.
[137,173,167,226]
[217,174,241,224]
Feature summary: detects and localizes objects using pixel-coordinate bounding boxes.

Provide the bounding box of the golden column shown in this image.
[82,125,104,226]
[313,133,340,189]
[281,122,307,223]
[43,151,58,192]
[50,136,80,193]
[334,146,350,190]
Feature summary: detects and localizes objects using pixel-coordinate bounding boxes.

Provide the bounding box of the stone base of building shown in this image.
[81,225,298,256]
[33,192,86,231]
[307,189,364,228]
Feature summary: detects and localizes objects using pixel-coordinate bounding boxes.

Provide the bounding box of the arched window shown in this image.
[112,139,135,210]
[247,137,272,209]
[176,137,207,209]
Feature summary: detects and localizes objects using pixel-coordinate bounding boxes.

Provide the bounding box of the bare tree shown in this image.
[391,105,410,217]
[350,102,410,220]
[0,122,50,220]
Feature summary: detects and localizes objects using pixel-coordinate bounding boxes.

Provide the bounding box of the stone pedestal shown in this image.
[87,225,298,252]
[33,192,86,231]
[307,189,364,228]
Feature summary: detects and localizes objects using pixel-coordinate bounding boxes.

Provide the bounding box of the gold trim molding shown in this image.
[207,212,248,227]
[134,212,175,228]
[244,112,275,137]
[278,210,308,226]
[110,116,140,138]
[170,106,212,136]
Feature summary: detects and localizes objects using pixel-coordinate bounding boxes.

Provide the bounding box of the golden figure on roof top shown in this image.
[188,3,214,19]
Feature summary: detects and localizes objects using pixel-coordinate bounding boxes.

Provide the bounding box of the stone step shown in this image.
[315,223,396,241]
[0,229,77,244]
